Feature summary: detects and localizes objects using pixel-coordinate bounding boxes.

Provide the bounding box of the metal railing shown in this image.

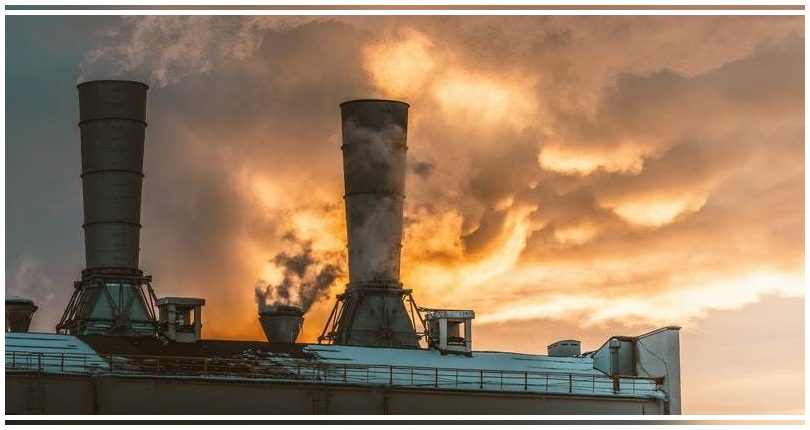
[5,350,661,398]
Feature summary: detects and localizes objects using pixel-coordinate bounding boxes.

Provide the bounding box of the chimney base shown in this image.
[56,270,157,336]
[319,286,420,348]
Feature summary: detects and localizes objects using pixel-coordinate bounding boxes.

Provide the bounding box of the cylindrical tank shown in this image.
[259,305,304,343]
[77,80,148,272]
[340,99,409,288]
[6,296,38,333]
[548,339,582,357]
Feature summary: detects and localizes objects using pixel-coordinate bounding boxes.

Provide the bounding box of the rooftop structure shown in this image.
[6,296,38,333]
[157,297,205,343]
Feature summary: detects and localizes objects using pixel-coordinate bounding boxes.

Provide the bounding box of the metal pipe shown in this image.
[610,339,621,393]
[566,374,572,391]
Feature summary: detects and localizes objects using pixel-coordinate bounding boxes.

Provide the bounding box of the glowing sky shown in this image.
[5,15,804,414]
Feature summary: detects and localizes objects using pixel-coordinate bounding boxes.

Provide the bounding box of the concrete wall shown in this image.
[6,373,664,415]
[635,327,681,415]
[6,374,96,414]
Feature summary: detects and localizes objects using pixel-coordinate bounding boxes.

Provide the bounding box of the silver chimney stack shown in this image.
[57,80,158,336]
[78,80,147,271]
[321,99,419,348]
[343,99,408,286]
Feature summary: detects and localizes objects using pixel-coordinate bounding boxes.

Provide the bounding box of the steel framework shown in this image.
[318,287,426,346]
[56,268,158,336]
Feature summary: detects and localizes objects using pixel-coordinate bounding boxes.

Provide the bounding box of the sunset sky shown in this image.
[5,15,804,414]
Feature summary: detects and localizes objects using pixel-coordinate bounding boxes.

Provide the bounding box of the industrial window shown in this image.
[176,308,195,332]
[447,320,467,345]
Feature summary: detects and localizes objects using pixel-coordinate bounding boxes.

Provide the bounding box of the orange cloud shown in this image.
[601,191,709,227]
[402,205,537,305]
[364,29,539,131]
[553,222,599,246]
[432,71,539,131]
[537,140,654,176]
[364,29,435,99]
[477,268,804,327]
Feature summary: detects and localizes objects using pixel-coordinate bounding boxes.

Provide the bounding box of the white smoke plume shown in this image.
[5,257,60,332]
[80,16,321,86]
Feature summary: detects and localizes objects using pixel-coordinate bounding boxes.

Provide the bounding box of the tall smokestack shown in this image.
[327,99,419,348]
[79,80,147,271]
[343,100,408,286]
[56,80,158,336]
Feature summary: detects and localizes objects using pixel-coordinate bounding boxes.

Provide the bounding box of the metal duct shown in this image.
[327,99,419,348]
[78,80,148,271]
[259,305,304,343]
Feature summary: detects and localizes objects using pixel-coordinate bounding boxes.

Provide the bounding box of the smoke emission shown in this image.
[255,233,343,313]
[342,114,408,284]
[5,14,804,414]
[8,14,804,338]
[410,160,435,179]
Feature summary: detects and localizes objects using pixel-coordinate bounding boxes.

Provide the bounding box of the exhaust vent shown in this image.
[6,296,38,333]
[259,305,304,343]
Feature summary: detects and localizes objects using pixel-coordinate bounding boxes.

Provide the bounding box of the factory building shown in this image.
[5,80,681,415]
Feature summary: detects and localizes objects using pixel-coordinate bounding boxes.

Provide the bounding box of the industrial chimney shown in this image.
[6,296,38,333]
[259,305,304,343]
[321,100,419,348]
[56,80,158,336]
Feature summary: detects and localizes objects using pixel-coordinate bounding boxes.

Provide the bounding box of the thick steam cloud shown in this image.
[342,117,408,283]
[255,233,343,313]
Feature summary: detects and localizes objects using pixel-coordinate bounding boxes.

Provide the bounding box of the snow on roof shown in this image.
[304,345,663,399]
[4,334,663,399]
[6,332,108,374]
[305,344,595,374]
